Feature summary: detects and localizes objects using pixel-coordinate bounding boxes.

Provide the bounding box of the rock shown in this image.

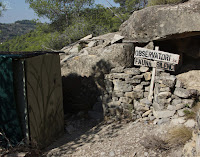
[157,118,170,125]
[124,68,141,75]
[80,34,92,41]
[171,98,182,106]
[167,105,176,111]
[157,92,171,99]
[153,110,175,119]
[126,90,144,99]
[120,0,200,43]
[112,91,124,97]
[141,81,150,86]
[139,67,149,72]
[142,110,152,117]
[112,73,132,79]
[111,67,124,73]
[153,102,164,111]
[88,40,98,47]
[109,151,115,157]
[170,117,186,125]
[177,70,200,92]
[174,88,191,98]
[61,44,80,54]
[107,101,121,108]
[119,97,133,104]
[175,80,184,88]
[144,72,151,81]
[113,80,133,92]
[177,109,186,117]
[61,42,134,77]
[182,99,195,108]
[140,98,152,106]
[111,34,124,44]
[175,104,186,110]
[160,87,170,92]
[184,119,196,128]
[125,78,141,84]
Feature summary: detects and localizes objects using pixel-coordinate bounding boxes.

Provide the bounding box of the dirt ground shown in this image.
[43,118,184,157]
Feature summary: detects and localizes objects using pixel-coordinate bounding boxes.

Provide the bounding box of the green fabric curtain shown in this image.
[0,57,22,147]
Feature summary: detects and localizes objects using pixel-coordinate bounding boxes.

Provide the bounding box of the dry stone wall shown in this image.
[102,66,199,123]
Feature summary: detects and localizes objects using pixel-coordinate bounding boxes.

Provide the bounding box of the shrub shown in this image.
[166,126,192,147]
[141,135,170,151]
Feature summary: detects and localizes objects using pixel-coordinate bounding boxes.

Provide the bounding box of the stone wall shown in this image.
[102,66,199,123]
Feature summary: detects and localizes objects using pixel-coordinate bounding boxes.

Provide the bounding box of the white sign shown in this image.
[134,47,180,64]
[134,58,175,71]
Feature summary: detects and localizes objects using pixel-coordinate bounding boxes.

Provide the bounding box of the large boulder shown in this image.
[120,0,200,43]
[61,33,134,77]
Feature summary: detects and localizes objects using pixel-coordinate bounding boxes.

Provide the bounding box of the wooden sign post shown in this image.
[134,46,180,102]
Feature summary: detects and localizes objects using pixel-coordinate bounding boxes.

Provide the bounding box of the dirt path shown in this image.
[44,119,183,157]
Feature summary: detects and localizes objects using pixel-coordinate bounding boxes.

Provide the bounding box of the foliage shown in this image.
[0,2,6,16]
[0,20,36,42]
[114,0,148,13]
[148,0,186,6]
[25,0,94,26]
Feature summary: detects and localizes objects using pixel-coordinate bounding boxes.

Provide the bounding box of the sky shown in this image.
[0,0,119,24]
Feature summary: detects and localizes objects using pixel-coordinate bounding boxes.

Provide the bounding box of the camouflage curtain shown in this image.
[0,57,22,147]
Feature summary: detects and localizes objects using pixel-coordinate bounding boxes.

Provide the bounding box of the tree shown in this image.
[25,0,94,26]
[114,0,148,13]
[0,2,6,16]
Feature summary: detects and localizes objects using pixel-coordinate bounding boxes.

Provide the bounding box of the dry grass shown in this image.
[141,135,170,151]
[183,109,196,120]
[166,126,192,147]
[141,126,193,151]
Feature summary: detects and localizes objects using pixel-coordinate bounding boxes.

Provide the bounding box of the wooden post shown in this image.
[197,110,200,156]
[148,46,159,102]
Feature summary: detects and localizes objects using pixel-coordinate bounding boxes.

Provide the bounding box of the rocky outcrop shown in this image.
[120,0,200,43]
[61,33,133,77]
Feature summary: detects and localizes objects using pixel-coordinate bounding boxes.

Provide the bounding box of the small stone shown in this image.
[144,152,148,156]
[141,81,150,86]
[167,105,176,111]
[139,67,149,72]
[153,110,175,119]
[111,67,124,73]
[119,97,133,104]
[150,116,156,121]
[109,151,115,157]
[157,92,171,98]
[88,40,98,47]
[171,98,182,106]
[175,104,186,110]
[174,88,191,98]
[144,72,151,81]
[133,75,144,79]
[142,110,152,117]
[171,117,186,125]
[184,119,196,128]
[175,79,183,88]
[177,109,185,117]
[157,118,170,125]
[112,91,124,97]
[124,68,140,75]
[145,86,150,92]
[182,99,195,108]
[160,87,170,92]
[111,34,124,44]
